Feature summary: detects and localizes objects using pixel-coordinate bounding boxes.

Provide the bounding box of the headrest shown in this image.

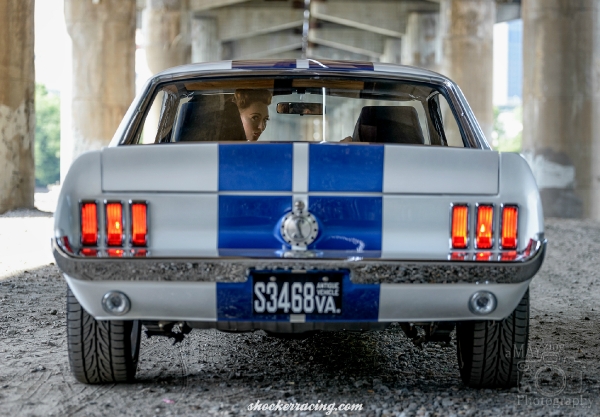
[352,106,425,145]
[173,96,246,142]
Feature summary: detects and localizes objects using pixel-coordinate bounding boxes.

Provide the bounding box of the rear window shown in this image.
[134,76,465,147]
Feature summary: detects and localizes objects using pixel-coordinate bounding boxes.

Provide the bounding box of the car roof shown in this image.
[152,59,450,84]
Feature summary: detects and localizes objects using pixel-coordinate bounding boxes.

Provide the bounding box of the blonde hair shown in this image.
[232,89,272,110]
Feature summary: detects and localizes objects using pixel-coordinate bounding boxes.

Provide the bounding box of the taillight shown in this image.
[475,205,493,249]
[475,252,492,261]
[106,202,123,246]
[131,203,147,246]
[107,249,124,257]
[501,206,518,249]
[81,202,98,246]
[451,205,469,249]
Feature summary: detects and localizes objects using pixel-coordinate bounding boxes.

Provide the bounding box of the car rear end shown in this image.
[53,60,545,387]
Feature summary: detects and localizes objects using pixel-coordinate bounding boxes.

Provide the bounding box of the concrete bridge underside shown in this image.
[1,0,599,220]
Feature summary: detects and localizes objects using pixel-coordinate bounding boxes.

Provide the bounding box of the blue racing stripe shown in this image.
[219,144,293,191]
[218,195,291,249]
[216,275,379,321]
[309,143,384,192]
[308,60,374,71]
[309,196,382,251]
[232,59,297,69]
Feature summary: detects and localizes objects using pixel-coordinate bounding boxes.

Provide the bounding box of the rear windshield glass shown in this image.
[133,76,465,147]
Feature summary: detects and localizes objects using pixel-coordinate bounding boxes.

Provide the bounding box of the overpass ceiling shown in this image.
[138,0,521,62]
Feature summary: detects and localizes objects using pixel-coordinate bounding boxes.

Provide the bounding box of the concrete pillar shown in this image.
[381,38,402,64]
[0,0,35,213]
[522,0,600,219]
[440,0,494,142]
[191,17,221,63]
[64,0,136,163]
[401,12,441,72]
[143,0,191,74]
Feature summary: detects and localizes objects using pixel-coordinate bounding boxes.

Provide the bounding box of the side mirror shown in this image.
[276,102,323,115]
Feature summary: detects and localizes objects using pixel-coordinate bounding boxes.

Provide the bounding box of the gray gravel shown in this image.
[0,214,599,416]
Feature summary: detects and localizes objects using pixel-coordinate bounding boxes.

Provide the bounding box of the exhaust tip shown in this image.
[469,291,497,315]
[101,291,131,316]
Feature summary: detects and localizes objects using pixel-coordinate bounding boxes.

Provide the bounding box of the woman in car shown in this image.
[232,89,272,141]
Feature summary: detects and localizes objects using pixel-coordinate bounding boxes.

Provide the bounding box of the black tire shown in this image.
[456,289,529,388]
[66,287,141,384]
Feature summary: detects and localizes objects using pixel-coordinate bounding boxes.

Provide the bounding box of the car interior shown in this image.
[133,77,464,147]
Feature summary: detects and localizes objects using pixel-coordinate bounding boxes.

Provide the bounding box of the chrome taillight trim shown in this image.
[474,203,495,250]
[449,203,470,250]
[129,200,149,248]
[79,200,99,247]
[500,204,519,250]
[104,200,125,247]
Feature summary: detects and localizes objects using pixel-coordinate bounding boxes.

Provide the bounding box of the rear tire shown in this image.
[66,287,141,384]
[456,289,529,388]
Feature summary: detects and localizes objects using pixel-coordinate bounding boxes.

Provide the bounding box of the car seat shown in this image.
[352,106,425,144]
[173,95,246,142]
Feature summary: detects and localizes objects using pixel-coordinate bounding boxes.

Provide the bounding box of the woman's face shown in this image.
[239,102,269,141]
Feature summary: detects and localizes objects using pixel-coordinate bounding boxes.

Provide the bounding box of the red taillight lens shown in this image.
[501,206,518,249]
[475,205,494,249]
[451,205,469,249]
[106,202,123,246]
[107,249,124,257]
[80,248,98,257]
[476,251,492,261]
[81,202,98,246]
[501,251,518,261]
[131,203,147,246]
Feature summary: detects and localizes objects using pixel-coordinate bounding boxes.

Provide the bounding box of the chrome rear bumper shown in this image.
[53,238,546,285]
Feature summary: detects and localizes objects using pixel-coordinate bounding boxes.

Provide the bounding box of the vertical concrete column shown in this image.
[142,0,191,74]
[401,13,441,72]
[381,38,402,64]
[440,0,494,142]
[0,0,34,213]
[522,0,600,219]
[64,0,136,162]
[192,17,221,63]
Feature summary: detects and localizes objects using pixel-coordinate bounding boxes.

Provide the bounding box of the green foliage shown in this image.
[35,84,61,187]
[492,105,522,153]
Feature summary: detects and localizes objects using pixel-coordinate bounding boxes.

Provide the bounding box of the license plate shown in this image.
[252,270,344,315]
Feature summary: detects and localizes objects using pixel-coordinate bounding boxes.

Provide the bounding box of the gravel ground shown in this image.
[0,210,599,416]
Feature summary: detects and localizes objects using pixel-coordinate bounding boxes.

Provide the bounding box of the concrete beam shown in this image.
[522,0,600,219]
[190,0,252,12]
[311,1,439,38]
[441,0,494,142]
[496,2,520,22]
[307,45,371,62]
[0,0,34,213]
[143,0,191,74]
[225,33,302,60]
[401,12,441,71]
[308,28,385,59]
[381,38,402,64]
[214,7,303,42]
[192,17,222,62]
[64,0,136,164]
